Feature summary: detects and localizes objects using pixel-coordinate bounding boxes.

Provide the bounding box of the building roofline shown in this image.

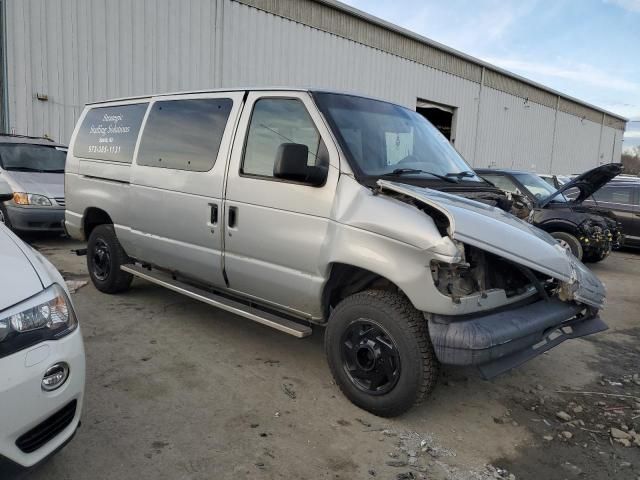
[313,0,627,123]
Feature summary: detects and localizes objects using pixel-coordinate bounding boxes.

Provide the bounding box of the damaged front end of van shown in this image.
[377,180,607,379]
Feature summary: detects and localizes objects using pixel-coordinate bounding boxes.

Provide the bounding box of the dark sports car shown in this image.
[476,164,623,262]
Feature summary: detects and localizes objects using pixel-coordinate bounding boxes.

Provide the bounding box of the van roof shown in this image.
[85,87,387,106]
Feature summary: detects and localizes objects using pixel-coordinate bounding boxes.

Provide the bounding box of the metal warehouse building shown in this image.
[0,0,628,174]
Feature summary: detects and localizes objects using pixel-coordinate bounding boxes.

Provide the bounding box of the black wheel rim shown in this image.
[340,319,401,395]
[92,238,111,281]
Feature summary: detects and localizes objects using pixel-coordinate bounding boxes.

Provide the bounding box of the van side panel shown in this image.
[64,100,150,244]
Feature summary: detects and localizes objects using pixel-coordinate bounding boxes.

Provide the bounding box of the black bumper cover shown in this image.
[428,298,607,379]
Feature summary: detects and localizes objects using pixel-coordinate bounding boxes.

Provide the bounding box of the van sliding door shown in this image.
[129,92,244,288]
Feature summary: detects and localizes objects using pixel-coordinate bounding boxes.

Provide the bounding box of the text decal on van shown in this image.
[74,103,148,163]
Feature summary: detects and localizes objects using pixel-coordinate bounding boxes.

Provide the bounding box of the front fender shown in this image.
[320,221,462,314]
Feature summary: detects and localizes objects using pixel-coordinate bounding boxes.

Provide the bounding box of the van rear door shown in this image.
[129,92,244,287]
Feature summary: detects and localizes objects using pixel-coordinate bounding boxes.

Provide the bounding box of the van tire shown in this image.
[87,224,133,294]
[324,290,439,417]
[550,231,583,260]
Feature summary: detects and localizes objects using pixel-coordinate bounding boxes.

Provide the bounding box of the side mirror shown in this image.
[273,143,327,187]
[0,178,13,202]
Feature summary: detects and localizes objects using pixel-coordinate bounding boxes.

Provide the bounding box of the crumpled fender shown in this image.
[377,180,574,281]
[377,180,606,309]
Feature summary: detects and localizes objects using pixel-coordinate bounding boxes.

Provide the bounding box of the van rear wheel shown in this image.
[325,290,439,417]
[87,224,133,293]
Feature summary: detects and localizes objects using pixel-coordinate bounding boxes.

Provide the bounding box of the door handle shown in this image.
[228,206,238,228]
[209,204,218,225]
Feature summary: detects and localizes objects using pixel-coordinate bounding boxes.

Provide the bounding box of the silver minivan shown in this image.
[64,89,607,416]
[0,135,67,233]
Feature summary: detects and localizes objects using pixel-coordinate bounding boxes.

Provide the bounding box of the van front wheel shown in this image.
[325,290,439,417]
[87,224,133,293]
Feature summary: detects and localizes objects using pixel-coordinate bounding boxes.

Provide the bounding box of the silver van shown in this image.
[0,135,67,232]
[65,89,607,416]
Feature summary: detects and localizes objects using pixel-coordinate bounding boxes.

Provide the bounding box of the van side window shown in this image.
[137,98,233,171]
[242,98,321,178]
[74,103,148,163]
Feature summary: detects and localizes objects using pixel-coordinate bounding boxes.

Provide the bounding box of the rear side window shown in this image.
[74,103,148,163]
[137,98,233,171]
[592,185,635,205]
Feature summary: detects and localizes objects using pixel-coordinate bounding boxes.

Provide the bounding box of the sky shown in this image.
[341,0,640,152]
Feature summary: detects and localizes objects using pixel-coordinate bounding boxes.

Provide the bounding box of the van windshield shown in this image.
[0,144,67,173]
[313,93,482,182]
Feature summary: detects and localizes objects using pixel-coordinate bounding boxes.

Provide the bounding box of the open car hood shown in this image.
[537,163,622,208]
[378,180,575,281]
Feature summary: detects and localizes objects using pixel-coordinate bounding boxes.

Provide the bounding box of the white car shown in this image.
[0,180,85,472]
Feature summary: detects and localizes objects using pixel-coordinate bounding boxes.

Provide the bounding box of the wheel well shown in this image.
[322,263,399,319]
[83,208,113,239]
[539,222,579,236]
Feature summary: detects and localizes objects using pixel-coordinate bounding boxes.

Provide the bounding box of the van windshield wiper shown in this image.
[446,170,476,179]
[380,168,459,183]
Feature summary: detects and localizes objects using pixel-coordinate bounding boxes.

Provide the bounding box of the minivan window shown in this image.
[313,93,482,182]
[242,98,321,178]
[74,103,148,163]
[0,144,66,172]
[137,98,233,171]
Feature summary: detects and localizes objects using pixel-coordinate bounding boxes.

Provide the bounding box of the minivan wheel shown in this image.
[87,224,133,293]
[551,231,583,260]
[325,290,439,417]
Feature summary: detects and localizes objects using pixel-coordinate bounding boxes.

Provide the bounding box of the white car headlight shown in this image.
[0,284,77,357]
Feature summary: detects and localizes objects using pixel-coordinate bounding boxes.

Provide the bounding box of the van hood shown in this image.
[537,163,622,208]
[0,225,44,310]
[2,171,64,199]
[378,180,581,282]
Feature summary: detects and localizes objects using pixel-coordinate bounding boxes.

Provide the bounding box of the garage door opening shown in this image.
[416,100,456,144]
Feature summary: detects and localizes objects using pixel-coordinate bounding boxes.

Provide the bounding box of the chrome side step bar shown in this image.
[121,264,312,338]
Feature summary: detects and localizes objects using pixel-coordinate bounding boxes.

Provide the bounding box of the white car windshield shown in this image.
[314,93,482,182]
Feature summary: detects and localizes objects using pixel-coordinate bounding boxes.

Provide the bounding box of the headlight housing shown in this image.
[0,284,77,358]
[13,192,52,206]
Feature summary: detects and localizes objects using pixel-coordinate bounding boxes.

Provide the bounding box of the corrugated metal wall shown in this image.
[474,87,556,171]
[4,0,625,173]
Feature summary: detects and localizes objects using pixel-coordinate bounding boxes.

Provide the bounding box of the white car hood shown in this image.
[0,226,44,310]
[378,180,575,282]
